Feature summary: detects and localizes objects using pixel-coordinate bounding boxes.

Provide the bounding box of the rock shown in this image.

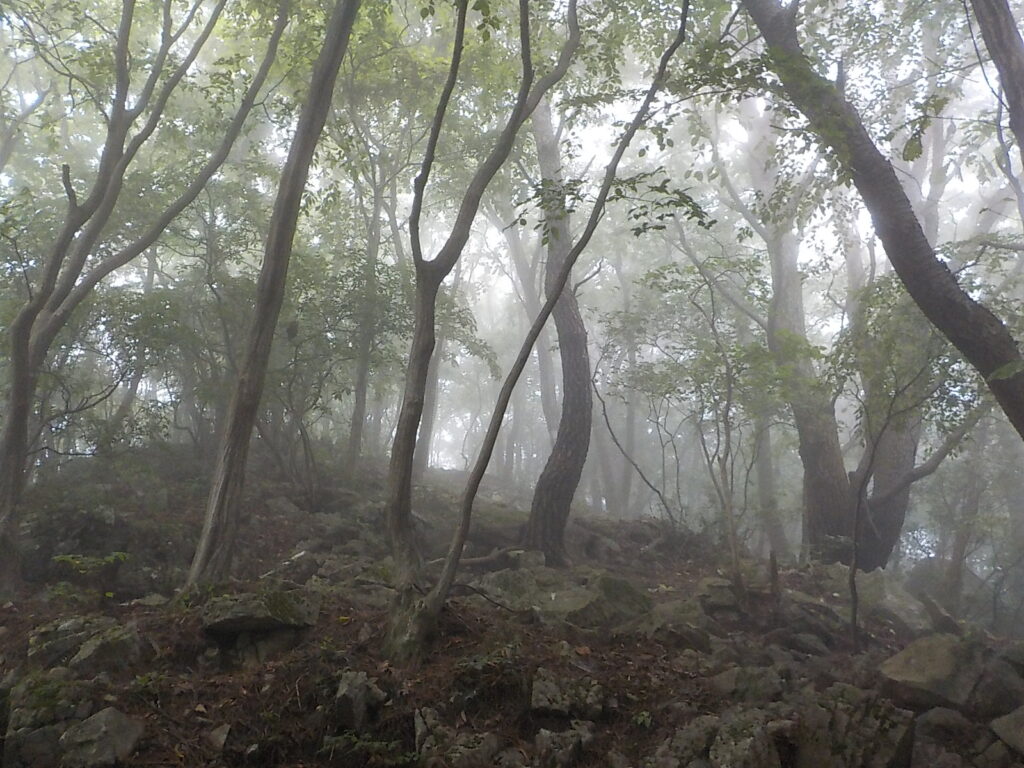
[914,707,979,743]
[623,599,718,650]
[650,715,720,768]
[415,707,452,755]
[68,625,144,676]
[535,720,594,767]
[201,589,321,637]
[508,550,547,570]
[206,724,231,752]
[974,739,1015,768]
[880,634,983,712]
[991,705,1024,755]
[707,709,780,768]
[800,683,914,768]
[707,666,785,704]
[697,578,740,614]
[4,668,93,768]
[910,741,967,768]
[880,634,1024,717]
[445,731,502,768]
[26,617,118,670]
[973,658,1024,719]
[777,591,846,645]
[565,574,653,630]
[495,747,530,767]
[334,670,387,733]
[531,668,605,719]
[59,707,144,767]
[232,629,302,668]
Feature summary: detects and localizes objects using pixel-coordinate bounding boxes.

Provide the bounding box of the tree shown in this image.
[739,0,1024,443]
[384,0,581,622]
[0,0,289,596]
[969,0,1024,167]
[521,97,593,566]
[385,4,692,662]
[187,0,361,587]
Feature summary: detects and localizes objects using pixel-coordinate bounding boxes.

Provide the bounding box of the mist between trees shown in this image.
[2,0,1024,657]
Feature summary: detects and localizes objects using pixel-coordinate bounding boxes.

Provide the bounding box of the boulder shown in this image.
[707,709,781,768]
[880,634,1024,717]
[3,668,93,768]
[334,670,387,733]
[534,720,594,767]
[707,666,785,704]
[59,707,144,767]
[991,705,1024,756]
[531,668,605,720]
[68,625,144,676]
[445,731,502,768]
[26,618,118,671]
[201,589,321,637]
[697,578,741,614]
[564,574,653,630]
[650,715,720,768]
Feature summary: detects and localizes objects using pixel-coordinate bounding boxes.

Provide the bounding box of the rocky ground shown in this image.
[2,449,1024,767]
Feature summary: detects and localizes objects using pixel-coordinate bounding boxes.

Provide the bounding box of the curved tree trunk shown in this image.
[523,98,592,566]
[969,0,1024,167]
[186,0,360,587]
[741,0,1024,439]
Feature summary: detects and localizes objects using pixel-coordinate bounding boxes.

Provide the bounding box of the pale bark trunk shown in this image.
[186,0,360,586]
[523,99,592,566]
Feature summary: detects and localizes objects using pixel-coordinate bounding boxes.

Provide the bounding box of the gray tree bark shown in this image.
[186,0,360,586]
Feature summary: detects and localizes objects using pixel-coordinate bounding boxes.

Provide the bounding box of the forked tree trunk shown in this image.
[186,0,360,587]
[523,98,592,566]
[742,0,1024,439]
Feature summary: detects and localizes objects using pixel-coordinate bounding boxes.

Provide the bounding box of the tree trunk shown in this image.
[970,0,1024,167]
[523,99,592,566]
[347,188,384,468]
[754,420,790,559]
[856,416,922,570]
[765,229,853,561]
[186,0,360,587]
[742,0,1024,439]
[498,213,560,440]
[413,332,444,480]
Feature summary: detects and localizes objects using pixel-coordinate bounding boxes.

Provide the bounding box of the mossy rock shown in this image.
[565,574,653,630]
[201,589,321,638]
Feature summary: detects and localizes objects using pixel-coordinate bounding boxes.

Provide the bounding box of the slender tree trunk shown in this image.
[742,0,1024,439]
[348,190,384,468]
[186,0,360,587]
[754,419,789,558]
[970,0,1024,167]
[523,99,592,566]
[413,332,444,479]
[498,214,559,439]
[387,278,441,589]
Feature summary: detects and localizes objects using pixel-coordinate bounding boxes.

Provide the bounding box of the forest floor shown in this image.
[1,447,1022,767]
